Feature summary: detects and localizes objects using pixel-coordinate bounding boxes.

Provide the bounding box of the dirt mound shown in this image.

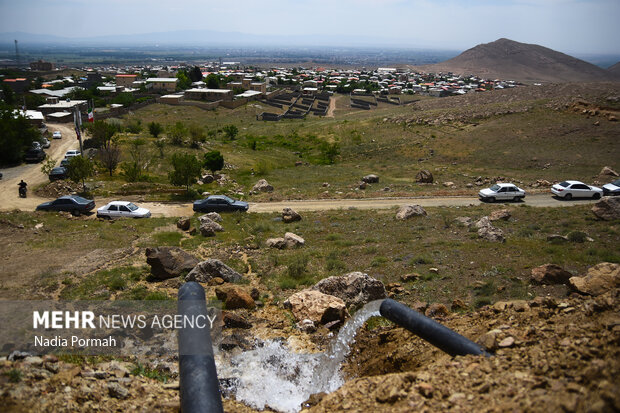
[418,38,619,83]
[34,180,82,198]
[308,290,620,412]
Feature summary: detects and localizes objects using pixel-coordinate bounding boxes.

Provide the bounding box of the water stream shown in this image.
[215,299,384,413]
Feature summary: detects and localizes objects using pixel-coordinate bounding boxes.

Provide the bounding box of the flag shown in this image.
[88,108,94,122]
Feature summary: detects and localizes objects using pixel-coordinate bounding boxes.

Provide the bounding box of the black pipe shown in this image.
[178,282,224,413]
[379,298,491,357]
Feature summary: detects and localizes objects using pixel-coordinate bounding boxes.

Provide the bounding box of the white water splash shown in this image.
[215,299,383,413]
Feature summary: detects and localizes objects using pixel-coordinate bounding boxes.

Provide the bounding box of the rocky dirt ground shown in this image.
[390,82,620,126]
[2,279,618,412]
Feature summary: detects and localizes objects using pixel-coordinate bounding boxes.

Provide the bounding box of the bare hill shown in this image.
[417,38,618,83]
[608,61,620,76]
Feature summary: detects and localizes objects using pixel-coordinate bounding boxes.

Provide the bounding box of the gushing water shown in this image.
[215,299,384,413]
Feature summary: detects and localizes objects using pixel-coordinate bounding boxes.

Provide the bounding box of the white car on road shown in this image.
[52,131,62,139]
[96,201,151,219]
[478,183,526,202]
[64,150,81,158]
[551,181,603,200]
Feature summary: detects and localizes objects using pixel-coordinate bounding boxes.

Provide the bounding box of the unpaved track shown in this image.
[0,124,80,210]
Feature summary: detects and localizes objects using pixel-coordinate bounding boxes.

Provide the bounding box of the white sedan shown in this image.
[478,183,526,202]
[97,201,151,219]
[52,131,62,139]
[551,181,603,200]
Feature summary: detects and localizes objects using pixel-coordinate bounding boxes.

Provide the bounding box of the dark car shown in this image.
[48,166,68,181]
[24,148,46,163]
[193,195,249,213]
[36,195,95,216]
[60,158,71,168]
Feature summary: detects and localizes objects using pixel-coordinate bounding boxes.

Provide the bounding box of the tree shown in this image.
[205,73,220,89]
[148,121,163,138]
[203,150,224,174]
[0,106,39,166]
[85,120,117,148]
[188,66,203,83]
[168,153,202,192]
[222,124,238,140]
[120,138,148,182]
[153,139,165,158]
[99,137,121,176]
[1,84,15,105]
[112,92,135,107]
[168,122,187,146]
[67,155,94,191]
[41,156,56,176]
[319,142,340,164]
[176,70,191,90]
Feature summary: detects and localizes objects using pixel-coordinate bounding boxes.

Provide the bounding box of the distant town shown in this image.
[2,59,521,126]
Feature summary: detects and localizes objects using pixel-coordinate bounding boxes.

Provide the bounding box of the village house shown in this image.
[184,88,233,101]
[146,77,178,92]
[29,60,55,71]
[115,74,139,88]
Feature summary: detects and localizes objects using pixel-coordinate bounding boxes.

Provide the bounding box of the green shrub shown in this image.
[567,230,587,243]
[287,253,309,279]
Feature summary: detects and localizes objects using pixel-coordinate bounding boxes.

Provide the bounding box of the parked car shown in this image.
[48,166,68,181]
[193,195,249,213]
[478,183,526,202]
[36,195,95,216]
[551,181,603,200]
[24,148,46,163]
[602,179,620,196]
[31,141,42,150]
[64,150,81,158]
[0,172,3,180]
[60,158,71,168]
[97,201,151,219]
[40,137,51,149]
[52,131,62,139]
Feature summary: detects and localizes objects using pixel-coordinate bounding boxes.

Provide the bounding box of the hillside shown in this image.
[417,38,618,83]
[608,61,620,76]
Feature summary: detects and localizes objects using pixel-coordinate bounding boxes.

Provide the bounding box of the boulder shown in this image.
[284,232,305,248]
[185,259,242,283]
[477,225,504,242]
[199,212,222,223]
[362,174,379,184]
[201,174,215,184]
[252,179,274,192]
[454,217,473,228]
[395,205,427,220]
[313,272,386,307]
[265,237,287,249]
[475,216,491,228]
[425,303,449,318]
[530,264,573,284]
[489,209,511,221]
[358,181,367,190]
[547,234,569,243]
[284,290,347,324]
[282,207,302,223]
[222,311,253,329]
[145,247,199,280]
[400,273,420,282]
[443,181,455,187]
[296,319,316,333]
[415,170,433,183]
[215,285,256,310]
[600,166,619,177]
[176,218,191,231]
[591,197,620,221]
[569,262,620,296]
[199,218,224,237]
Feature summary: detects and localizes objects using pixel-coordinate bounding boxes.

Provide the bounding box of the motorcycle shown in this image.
[19,185,27,198]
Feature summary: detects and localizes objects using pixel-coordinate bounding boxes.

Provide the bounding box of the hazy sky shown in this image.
[1,0,619,54]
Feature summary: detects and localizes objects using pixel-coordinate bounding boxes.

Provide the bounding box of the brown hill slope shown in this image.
[417,38,618,83]
[608,61,620,76]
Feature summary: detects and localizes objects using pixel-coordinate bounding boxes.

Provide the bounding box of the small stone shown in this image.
[498,336,515,348]
[107,382,129,399]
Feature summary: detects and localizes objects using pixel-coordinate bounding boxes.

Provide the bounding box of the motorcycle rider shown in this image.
[18,180,27,197]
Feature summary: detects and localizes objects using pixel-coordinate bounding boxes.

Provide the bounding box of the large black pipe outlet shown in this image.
[380,298,491,357]
[178,282,224,413]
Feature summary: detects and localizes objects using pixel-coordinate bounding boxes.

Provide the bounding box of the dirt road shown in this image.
[0,124,80,210]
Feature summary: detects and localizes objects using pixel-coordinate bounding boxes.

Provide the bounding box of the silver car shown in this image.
[551,181,602,200]
[479,183,526,202]
[97,201,151,219]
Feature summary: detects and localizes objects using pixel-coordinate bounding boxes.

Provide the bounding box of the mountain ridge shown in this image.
[416,38,619,83]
